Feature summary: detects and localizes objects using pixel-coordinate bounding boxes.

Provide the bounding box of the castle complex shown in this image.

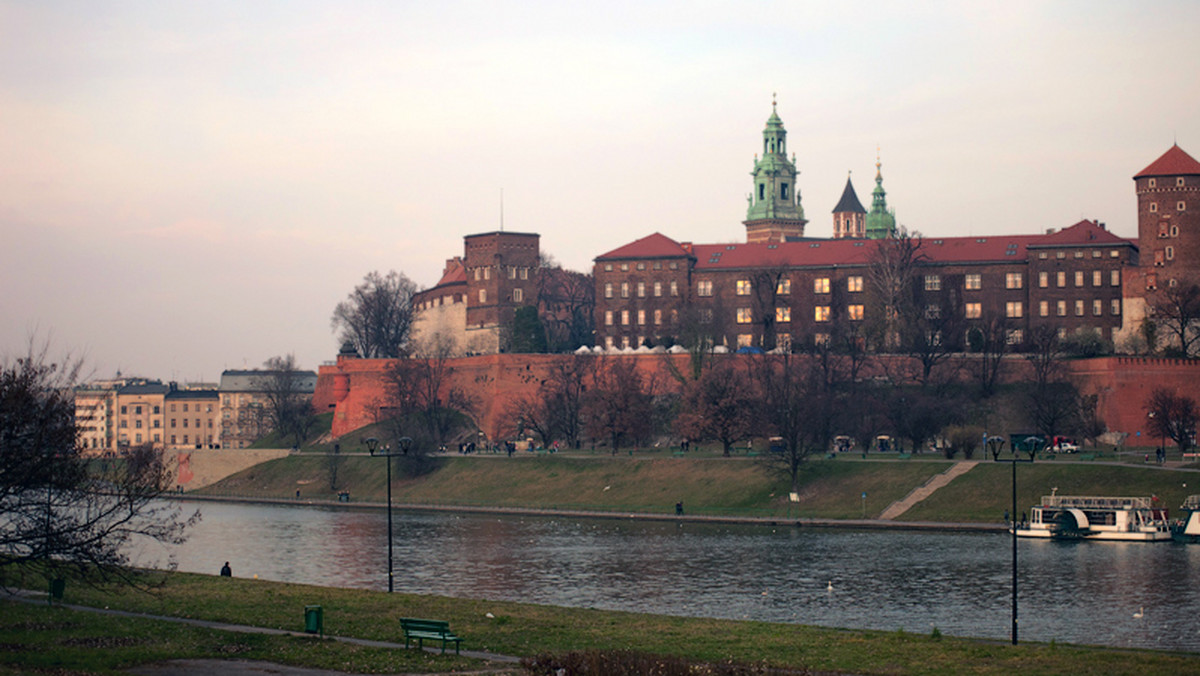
[412,102,1199,357]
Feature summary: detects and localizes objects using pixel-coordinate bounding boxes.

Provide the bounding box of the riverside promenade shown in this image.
[174,493,1006,533]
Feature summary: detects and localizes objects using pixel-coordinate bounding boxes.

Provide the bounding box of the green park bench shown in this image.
[825,453,837,460]
[1079,453,1096,461]
[400,618,462,654]
[897,453,912,460]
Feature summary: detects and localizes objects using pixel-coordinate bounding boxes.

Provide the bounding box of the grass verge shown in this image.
[198,453,1195,524]
[4,570,1199,675]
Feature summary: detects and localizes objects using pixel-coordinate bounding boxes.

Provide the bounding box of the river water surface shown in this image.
[135,500,1200,652]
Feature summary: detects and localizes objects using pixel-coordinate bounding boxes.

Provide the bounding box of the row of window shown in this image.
[700,276,865,297]
[170,403,212,412]
[1148,201,1187,213]
[168,418,214,429]
[169,435,214,445]
[693,271,1115,297]
[1036,299,1121,318]
[1037,270,1121,288]
[1147,177,1188,188]
[602,260,681,272]
[605,309,681,326]
[604,280,680,299]
[476,288,524,303]
[471,266,531,281]
[607,297,1120,327]
[1037,249,1123,260]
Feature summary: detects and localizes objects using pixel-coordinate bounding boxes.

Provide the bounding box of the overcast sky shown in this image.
[3,1,1198,382]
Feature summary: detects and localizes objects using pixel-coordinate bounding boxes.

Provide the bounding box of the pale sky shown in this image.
[3,1,1198,382]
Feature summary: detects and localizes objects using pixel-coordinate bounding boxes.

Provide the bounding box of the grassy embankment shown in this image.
[5,570,1200,675]
[197,451,1198,523]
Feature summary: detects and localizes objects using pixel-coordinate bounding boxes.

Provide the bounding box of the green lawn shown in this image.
[5,571,1198,675]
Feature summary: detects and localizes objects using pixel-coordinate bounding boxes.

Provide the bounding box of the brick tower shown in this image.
[463,231,540,353]
[1135,144,1200,288]
[831,173,866,239]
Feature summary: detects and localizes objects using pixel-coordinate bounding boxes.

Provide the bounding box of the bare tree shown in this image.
[381,335,477,456]
[752,351,842,495]
[748,264,790,351]
[0,342,197,586]
[1147,276,1200,358]
[538,265,596,352]
[864,227,924,352]
[967,316,1009,397]
[1146,388,1198,454]
[544,357,592,449]
[583,358,654,454]
[331,270,419,358]
[504,390,555,447]
[674,358,755,456]
[1024,325,1079,439]
[257,354,315,448]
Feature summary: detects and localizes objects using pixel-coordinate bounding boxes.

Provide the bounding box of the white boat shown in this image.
[1171,495,1200,544]
[1016,495,1172,542]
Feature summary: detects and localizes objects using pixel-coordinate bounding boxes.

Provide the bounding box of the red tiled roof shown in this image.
[1031,219,1129,246]
[595,232,693,260]
[431,257,466,289]
[1134,145,1200,179]
[683,224,1134,271]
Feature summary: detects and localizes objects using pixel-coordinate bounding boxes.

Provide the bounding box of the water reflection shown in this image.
[137,500,1200,651]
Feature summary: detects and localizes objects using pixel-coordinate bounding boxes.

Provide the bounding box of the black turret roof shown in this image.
[832,176,866,214]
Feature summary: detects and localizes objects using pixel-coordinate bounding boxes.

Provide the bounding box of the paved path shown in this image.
[879,461,979,520]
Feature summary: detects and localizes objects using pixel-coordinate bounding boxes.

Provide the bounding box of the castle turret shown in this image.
[1135,144,1200,287]
[832,173,866,239]
[744,96,806,243]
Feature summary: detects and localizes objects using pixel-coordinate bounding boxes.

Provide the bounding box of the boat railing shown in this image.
[1040,495,1154,510]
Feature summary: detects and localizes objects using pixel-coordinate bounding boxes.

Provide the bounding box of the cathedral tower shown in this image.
[744,97,806,243]
[864,151,897,239]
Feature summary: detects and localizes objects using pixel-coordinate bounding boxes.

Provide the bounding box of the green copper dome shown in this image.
[746,97,804,223]
[865,153,896,239]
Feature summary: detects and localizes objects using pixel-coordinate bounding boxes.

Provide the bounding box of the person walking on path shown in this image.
[220,562,232,577]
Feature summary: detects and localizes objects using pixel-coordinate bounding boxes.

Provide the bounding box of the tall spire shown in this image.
[744,96,806,243]
[865,147,896,239]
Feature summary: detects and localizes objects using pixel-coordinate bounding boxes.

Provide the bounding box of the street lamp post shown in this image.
[987,434,1039,645]
[366,436,412,593]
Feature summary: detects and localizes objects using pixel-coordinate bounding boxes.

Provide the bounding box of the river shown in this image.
[134,499,1200,652]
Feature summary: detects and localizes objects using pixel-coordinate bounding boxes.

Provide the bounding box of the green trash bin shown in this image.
[49,579,65,603]
[304,605,323,637]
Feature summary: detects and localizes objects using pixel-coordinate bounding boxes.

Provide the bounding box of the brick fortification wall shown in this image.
[1065,357,1200,442]
[315,353,1198,445]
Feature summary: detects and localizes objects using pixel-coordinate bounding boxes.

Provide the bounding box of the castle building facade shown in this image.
[593,105,1197,354]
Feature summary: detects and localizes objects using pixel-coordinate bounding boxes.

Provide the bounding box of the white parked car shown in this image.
[1053,442,1079,453]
